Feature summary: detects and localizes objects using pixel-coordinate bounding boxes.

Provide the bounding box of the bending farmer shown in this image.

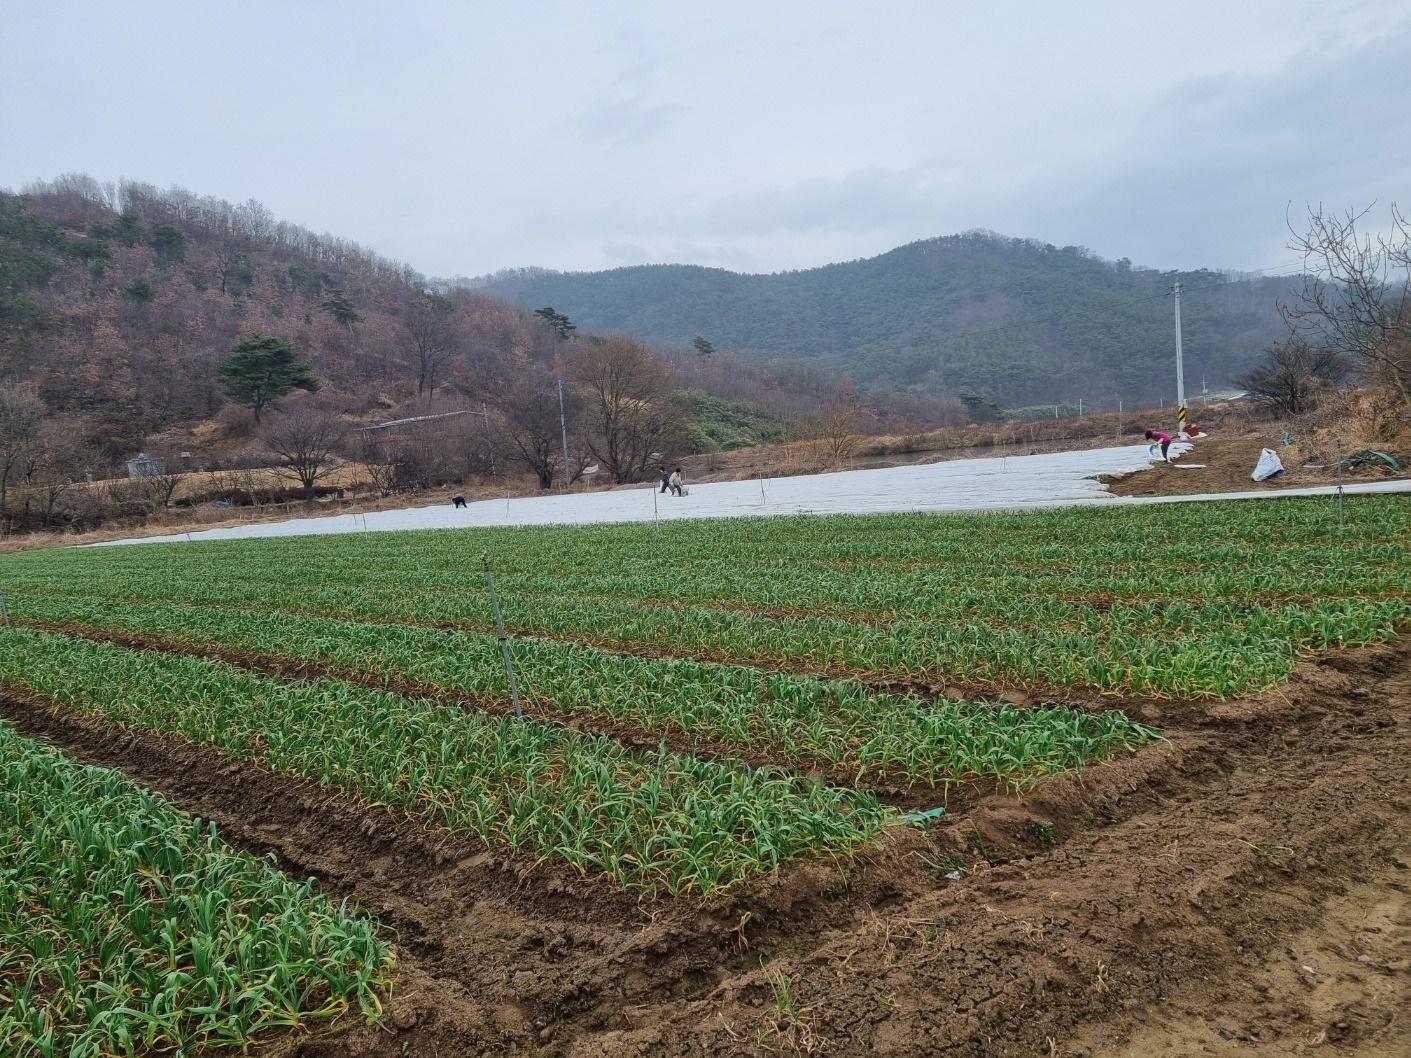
[1144,430,1172,461]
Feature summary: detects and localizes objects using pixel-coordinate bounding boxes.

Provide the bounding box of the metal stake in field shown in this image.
[481,553,523,718]
[1335,442,1345,529]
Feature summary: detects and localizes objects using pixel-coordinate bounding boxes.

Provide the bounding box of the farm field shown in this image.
[0,722,391,1056]
[0,493,1408,1056]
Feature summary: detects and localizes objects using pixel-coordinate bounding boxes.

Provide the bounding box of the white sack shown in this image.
[1252,448,1285,482]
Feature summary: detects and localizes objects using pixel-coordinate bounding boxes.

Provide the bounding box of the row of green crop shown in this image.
[14,596,1156,782]
[0,627,888,895]
[18,499,1408,620]
[23,561,1410,637]
[16,570,1405,696]
[0,721,392,1058]
[6,498,1404,697]
[16,495,1408,600]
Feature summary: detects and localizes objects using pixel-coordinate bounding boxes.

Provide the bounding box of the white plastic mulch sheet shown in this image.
[98,445,1410,547]
[104,445,1155,545]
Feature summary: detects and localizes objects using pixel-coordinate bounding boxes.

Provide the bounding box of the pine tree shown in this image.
[318,290,362,332]
[216,334,319,422]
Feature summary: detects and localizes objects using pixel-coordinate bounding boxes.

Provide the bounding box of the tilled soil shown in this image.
[2,639,1408,1056]
[1105,434,1408,497]
[16,616,1171,812]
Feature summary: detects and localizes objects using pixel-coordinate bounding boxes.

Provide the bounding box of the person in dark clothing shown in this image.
[659,466,671,493]
[1144,430,1172,461]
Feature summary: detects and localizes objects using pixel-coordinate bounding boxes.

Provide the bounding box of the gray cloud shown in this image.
[688,158,965,237]
[1012,22,1411,270]
[574,93,686,148]
[6,1,1409,276]
[566,42,687,148]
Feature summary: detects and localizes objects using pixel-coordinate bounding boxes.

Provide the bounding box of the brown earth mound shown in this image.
[1107,434,1408,498]
[3,636,1408,1056]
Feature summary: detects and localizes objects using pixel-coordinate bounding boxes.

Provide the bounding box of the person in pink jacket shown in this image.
[1145,429,1172,461]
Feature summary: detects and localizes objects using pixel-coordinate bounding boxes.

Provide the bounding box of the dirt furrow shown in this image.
[3,638,1406,1054]
[12,589,1196,716]
[15,616,1058,809]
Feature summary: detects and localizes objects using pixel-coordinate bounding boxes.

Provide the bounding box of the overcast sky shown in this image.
[4,1,1409,278]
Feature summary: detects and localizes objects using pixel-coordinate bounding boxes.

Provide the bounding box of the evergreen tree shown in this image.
[692,335,716,359]
[319,290,362,331]
[533,306,576,340]
[216,334,319,422]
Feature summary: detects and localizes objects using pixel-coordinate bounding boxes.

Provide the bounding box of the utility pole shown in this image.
[482,402,496,476]
[1172,281,1187,435]
[557,379,571,490]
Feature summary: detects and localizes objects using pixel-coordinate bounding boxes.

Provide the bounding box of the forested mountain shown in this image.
[2,177,960,527]
[476,233,1297,407]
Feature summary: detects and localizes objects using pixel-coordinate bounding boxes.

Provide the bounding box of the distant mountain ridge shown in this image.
[474,232,1297,407]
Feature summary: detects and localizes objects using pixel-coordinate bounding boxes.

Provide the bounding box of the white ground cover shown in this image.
[103,444,1410,546]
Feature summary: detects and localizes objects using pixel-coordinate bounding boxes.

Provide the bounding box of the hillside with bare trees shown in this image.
[0,176,970,534]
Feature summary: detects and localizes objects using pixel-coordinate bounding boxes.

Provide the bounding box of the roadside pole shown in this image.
[483,402,496,476]
[481,554,523,718]
[1173,282,1187,436]
[558,380,571,490]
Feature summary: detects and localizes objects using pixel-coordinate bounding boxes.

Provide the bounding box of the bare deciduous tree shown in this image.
[128,466,184,509]
[1233,337,1349,417]
[262,409,347,500]
[15,418,89,527]
[1285,203,1411,406]
[806,382,873,467]
[355,431,401,495]
[401,293,458,400]
[451,332,587,489]
[569,336,684,485]
[493,365,586,489]
[0,386,46,516]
